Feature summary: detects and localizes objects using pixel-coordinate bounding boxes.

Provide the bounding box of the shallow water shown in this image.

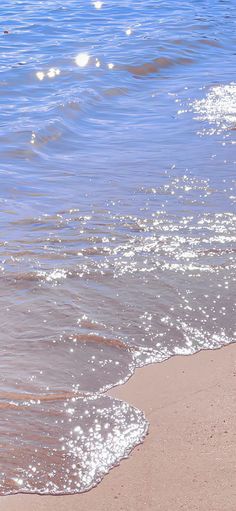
[0,0,236,495]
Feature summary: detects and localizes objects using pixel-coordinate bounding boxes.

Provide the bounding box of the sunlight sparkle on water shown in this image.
[36,68,60,80]
[192,83,236,134]
[36,71,45,81]
[47,68,60,78]
[93,1,103,8]
[75,53,90,67]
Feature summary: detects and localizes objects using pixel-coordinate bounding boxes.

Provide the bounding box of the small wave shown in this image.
[0,390,76,405]
[0,396,148,495]
[125,56,194,77]
[66,333,128,351]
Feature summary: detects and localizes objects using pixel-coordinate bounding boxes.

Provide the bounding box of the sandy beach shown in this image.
[1,343,235,511]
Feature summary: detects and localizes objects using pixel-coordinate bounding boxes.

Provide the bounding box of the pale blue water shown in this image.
[0,0,235,495]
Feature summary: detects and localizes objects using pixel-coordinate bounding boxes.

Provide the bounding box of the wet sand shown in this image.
[1,343,235,511]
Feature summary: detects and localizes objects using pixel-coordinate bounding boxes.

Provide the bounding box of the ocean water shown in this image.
[0,0,235,495]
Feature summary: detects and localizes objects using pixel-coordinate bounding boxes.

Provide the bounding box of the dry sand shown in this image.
[1,343,235,511]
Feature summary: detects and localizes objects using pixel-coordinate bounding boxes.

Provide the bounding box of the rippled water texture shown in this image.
[0,0,236,495]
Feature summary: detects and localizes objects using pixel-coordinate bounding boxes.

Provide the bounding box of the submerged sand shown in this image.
[1,343,235,511]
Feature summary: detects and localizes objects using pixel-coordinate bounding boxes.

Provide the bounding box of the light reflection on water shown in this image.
[0,0,236,496]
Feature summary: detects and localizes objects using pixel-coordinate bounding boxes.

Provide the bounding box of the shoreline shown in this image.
[1,342,235,510]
